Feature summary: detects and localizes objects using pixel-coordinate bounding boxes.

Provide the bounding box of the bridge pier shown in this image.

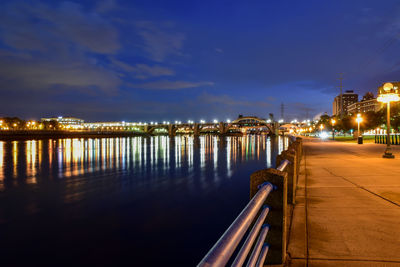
[193,123,201,137]
[168,125,176,137]
[218,122,228,135]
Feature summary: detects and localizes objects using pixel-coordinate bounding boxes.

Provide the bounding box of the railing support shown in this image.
[276,150,296,204]
[250,168,287,265]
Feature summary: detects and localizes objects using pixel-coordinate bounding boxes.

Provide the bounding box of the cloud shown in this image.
[0,1,122,96]
[135,21,185,62]
[0,50,121,94]
[0,1,120,54]
[129,80,214,90]
[198,92,272,108]
[111,58,175,79]
[95,0,118,14]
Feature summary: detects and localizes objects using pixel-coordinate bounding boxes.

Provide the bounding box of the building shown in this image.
[332,90,358,116]
[347,98,380,114]
[41,116,84,126]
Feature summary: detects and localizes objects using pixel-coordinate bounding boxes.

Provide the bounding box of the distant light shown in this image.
[227,119,231,123]
[58,116,62,119]
[278,119,284,123]
[320,131,329,139]
[200,120,205,124]
[266,119,271,123]
[122,121,125,124]
[213,119,218,123]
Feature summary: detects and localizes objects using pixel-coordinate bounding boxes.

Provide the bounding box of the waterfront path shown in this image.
[287,138,400,267]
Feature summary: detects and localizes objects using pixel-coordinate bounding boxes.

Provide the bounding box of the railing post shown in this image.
[250,168,287,265]
[276,150,296,204]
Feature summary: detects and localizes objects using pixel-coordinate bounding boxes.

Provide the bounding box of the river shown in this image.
[0,135,287,266]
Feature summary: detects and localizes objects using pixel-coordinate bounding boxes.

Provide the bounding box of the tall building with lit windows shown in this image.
[332,90,358,116]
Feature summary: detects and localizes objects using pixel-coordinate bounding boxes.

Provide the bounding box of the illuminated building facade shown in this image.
[332,90,358,116]
[347,92,381,114]
[41,116,84,126]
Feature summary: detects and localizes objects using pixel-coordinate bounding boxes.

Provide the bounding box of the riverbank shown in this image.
[0,130,245,141]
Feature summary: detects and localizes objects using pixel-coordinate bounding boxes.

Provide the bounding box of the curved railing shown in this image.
[198,136,302,267]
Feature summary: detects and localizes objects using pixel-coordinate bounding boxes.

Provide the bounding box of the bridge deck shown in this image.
[287,138,400,266]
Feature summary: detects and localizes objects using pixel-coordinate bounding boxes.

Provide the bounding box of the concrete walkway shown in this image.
[287,138,400,267]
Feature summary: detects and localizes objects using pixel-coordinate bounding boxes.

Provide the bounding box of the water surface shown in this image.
[0,135,287,266]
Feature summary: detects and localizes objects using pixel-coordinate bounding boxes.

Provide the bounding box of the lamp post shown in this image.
[355,113,363,144]
[331,119,336,140]
[377,82,400,158]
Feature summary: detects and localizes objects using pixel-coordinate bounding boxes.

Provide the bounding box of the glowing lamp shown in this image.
[378,82,399,158]
[377,93,400,103]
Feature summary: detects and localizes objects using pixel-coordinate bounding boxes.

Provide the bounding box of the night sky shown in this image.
[1,0,400,122]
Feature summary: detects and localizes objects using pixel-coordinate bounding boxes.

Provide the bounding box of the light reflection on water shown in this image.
[0,135,287,266]
[0,135,288,192]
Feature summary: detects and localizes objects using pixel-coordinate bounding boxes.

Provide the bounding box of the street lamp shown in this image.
[377,82,400,158]
[331,119,336,140]
[355,113,363,144]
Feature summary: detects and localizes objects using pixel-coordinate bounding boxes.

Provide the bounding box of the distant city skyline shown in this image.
[1,0,400,121]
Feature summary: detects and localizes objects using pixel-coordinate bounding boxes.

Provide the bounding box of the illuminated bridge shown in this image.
[82,116,279,137]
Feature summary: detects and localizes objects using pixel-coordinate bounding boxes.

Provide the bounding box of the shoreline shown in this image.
[0,130,246,141]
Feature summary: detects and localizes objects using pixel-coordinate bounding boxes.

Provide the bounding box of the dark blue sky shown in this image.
[1,0,400,122]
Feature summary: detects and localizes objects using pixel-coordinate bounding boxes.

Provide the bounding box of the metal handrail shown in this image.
[246,225,270,267]
[276,159,290,172]
[197,182,273,267]
[231,206,270,267]
[256,244,269,267]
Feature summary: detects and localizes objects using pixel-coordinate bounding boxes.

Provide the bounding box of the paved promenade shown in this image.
[287,138,400,267]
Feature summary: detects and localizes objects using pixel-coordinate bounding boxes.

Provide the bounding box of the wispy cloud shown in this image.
[198,92,272,108]
[0,1,122,95]
[129,80,214,90]
[111,58,175,79]
[0,50,121,94]
[0,1,120,54]
[135,21,185,62]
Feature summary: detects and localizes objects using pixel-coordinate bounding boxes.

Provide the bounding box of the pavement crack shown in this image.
[322,167,400,208]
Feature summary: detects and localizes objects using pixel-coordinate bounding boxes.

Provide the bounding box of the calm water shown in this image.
[0,135,287,266]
